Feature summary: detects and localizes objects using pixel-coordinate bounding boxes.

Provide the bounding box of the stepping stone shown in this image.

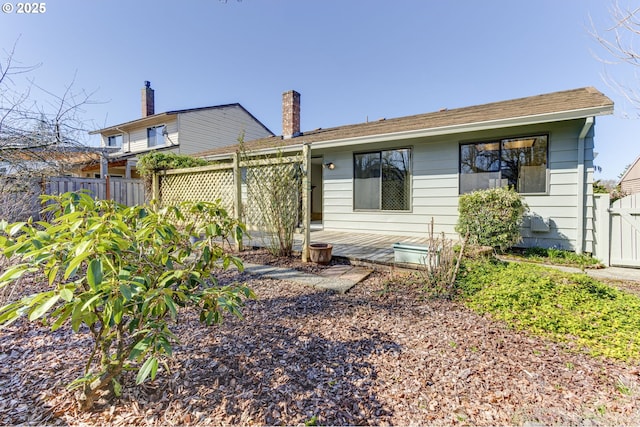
[318,265,372,285]
[317,265,353,278]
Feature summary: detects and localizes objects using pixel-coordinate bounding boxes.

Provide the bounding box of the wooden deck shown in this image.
[244,229,430,266]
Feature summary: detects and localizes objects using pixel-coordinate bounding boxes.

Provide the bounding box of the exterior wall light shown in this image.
[324,162,335,170]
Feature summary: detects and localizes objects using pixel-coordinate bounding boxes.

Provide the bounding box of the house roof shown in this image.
[90,103,274,136]
[618,155,640,184]
[0,145,102,165]
[196,87,614,159]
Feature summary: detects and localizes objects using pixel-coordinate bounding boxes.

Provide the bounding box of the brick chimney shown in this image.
[282,90,301,138]
[142,81,155,117]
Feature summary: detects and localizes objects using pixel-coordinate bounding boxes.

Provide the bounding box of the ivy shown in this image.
[136,152,210,177]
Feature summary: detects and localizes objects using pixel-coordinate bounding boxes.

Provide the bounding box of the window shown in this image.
[460,135,548,194]
[354,148,411,211]
[107,134,123,147]
[147,125,166,147]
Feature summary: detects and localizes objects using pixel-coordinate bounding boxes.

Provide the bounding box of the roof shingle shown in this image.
[196,87,613,158]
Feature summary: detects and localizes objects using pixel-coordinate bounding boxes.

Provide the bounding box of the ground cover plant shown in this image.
[457,258,640,361]
[504,246,604,269]
[0,192,253,410]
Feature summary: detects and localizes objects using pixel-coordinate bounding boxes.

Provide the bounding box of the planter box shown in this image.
[309,243,333,265]
[393,243,439,266]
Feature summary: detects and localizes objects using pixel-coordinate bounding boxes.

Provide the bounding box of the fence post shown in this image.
[301,143,311,262]
[233,152,243,252]
[592,193,611,266]
[152,172,160,204]
[105,175,111,200]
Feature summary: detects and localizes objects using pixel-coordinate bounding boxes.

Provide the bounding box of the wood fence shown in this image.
[46,176,145,206]
[608,193,640,267]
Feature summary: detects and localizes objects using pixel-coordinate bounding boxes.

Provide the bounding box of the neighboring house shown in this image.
[0,144,102,177]
[0,145,105,221]
[618,155,640,195]
[197,87,614,254]
[88,81,273,178]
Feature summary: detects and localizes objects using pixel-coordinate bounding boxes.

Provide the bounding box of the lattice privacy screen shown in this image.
[157,157,303,232]
[244,163,302,229]
[160,169,235,214]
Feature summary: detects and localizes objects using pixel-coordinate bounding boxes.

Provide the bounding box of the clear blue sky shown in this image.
[1,0,637,180]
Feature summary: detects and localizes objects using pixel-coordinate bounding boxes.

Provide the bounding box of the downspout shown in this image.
[576,116,594,254]
[115,127,131,153]
[301,143,311,262]
[115,126,131,178]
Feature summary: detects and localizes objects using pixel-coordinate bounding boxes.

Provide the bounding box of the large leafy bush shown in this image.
[456,187,527,252]
[0,192,253,409]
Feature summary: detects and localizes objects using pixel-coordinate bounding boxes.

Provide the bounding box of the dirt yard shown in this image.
[1,250,639,425]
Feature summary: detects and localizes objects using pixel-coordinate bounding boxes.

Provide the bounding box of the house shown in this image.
[196,87,614,254]
[618,155,640,195]
[0,144,105,221]
[0,144,102,177]
[88,81,273,178]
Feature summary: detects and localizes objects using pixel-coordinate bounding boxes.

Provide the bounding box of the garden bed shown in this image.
[0,251,638,425]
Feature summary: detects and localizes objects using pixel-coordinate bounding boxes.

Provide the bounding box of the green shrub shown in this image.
[456,187,527,252]
[457,259,640,361]
[592,180,610,194]
[0,192,253,409]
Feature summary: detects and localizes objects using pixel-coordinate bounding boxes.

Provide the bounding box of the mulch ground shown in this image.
[1,249,639,425]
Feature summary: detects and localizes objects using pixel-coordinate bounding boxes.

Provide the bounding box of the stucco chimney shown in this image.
[282,90,301,138]
[142,81,155,117]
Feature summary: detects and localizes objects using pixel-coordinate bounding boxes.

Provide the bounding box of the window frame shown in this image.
[147,125,166,148]
[459,133,549,195]
[353,147,412,212]
[107,134,123,148]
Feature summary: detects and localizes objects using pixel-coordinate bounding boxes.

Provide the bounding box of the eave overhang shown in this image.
[89,112,176,136]
[202,104,613,161]
[307,104,613,150]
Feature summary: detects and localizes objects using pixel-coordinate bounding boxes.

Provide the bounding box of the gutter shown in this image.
[308,105,613,150]
[89,112,173,135]
[202,105,613,162]
[115,127,131,154]
[576,116,594,254]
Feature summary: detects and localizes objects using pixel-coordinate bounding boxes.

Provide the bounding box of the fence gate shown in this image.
[609,193,640,267]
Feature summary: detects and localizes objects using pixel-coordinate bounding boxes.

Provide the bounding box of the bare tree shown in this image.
[591,1,640,111]
[0,39,101,220]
